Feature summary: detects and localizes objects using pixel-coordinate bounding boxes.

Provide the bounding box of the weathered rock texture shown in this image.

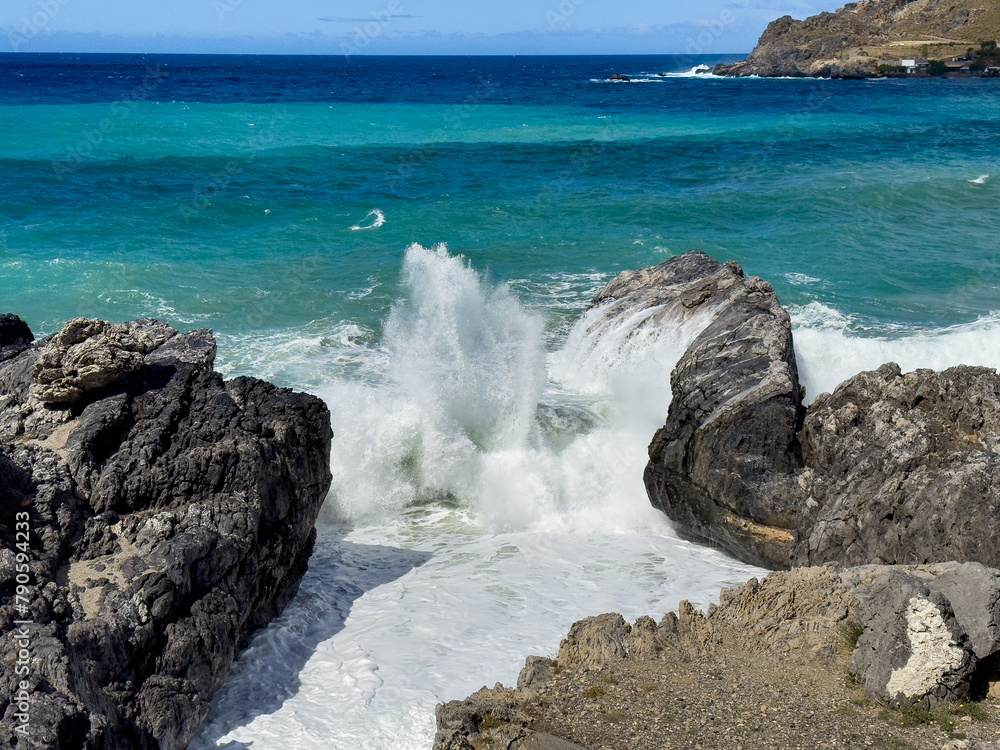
[715,0,1000,78]
[620,251,1000,571]
[797,363,1000,567]
[627,251,806,569]
[435,565,1000,750]
[0,315,332,750]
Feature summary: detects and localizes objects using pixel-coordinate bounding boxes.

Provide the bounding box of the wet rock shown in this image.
[607,252,1000,571]
[0,314,33,362]
[623,251,805,568]
[0,316,332,750]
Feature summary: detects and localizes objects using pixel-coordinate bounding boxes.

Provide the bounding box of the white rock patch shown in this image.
[886,596,966,699]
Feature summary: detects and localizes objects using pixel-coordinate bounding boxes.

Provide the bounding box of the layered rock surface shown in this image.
[617,251,1000,570]
[797,363,1000,566]
[715,0,1000,78]
[633,252,806,569]
[0,316,332,750]
[435,565,1000,750]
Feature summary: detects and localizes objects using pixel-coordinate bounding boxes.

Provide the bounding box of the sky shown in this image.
[2,0,844,55]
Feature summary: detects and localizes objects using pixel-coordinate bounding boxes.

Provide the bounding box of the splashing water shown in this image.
[192,245,768,750]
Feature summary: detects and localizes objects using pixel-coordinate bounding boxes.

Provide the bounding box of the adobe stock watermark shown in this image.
[10,510,36,738]
[341,0,405,58]
[51,65,169,181]
[7,0,71,51]
[546,0,587,30]
[214,0,245,21]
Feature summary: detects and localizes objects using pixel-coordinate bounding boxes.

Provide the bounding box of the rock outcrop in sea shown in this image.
[607,252,806,570]
[0,315,332,750]
[714,0,1000,79]
[616,252,1000,571]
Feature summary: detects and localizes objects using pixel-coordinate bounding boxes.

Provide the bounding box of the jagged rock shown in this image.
[0,316,332,750]
[434,564,1000,748]
[608,252,1000,571]
[794,363,1000,568]
[631,251,805,568]
[848,569,978,707]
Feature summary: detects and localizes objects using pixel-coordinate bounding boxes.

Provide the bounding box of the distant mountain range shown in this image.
[716,0,1000,78]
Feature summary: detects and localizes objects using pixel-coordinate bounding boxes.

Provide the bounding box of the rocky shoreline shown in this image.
[435,565,1000,750]
[623,252,1000,572]
[434,251,1000,749]
[714,0,1000,79]
[0,315,332,749]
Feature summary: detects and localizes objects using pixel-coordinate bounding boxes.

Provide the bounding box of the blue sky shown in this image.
[3,0,842,55]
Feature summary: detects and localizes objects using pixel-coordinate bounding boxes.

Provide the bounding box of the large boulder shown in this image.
[0,317,332,750]
[795,363,1000,567]
[633,251,806,568]
[615,252,1000,571]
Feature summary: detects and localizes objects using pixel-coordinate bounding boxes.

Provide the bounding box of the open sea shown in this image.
[2,53,1000,749]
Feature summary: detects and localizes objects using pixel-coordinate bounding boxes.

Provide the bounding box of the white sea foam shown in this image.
[192,244,770,750]
[792,302,1000,403]
[664,64,721,79]
[784,272,823,286]
[351,209,386,230]
[969,175,990,184]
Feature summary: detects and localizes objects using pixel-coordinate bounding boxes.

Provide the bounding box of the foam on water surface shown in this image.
[792,303,1000,403]
[191,244,766,749]
[191,244,1000,749]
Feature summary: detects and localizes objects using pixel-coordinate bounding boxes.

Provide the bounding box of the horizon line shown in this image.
[0,51,750,57]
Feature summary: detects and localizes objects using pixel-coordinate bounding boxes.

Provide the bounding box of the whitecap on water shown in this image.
[351,209,386,230]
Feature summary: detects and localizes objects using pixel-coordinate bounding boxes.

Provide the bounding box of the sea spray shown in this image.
[791,303,1000,403]
[321,243,548,523]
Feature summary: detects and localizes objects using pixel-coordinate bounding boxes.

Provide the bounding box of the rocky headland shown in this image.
[0,315,332,749]
[436,250,1000,748]
[715,0,1000,78]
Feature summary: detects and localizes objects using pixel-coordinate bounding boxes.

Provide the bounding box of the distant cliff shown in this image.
[716,0,1000,78]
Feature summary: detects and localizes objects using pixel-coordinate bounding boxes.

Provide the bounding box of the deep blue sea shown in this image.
[3,53,999,749]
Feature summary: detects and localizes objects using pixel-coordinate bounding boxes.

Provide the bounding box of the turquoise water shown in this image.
[3,59,1000,357]
[4,54,1000,749]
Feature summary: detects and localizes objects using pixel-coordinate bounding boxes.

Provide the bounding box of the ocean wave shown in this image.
[351,209,386,231]
[783,272,824,286]
[791,303,1000,403]
[316,244,708,532]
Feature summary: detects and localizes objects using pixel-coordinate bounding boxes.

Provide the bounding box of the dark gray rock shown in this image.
[614,253,1000,572]
[0,316,332,750]
[0,314,33,362]
[794,363,1000,568]
[633,251,805,568]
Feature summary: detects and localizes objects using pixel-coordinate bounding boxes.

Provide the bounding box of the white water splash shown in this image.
[192,245,767,750]
[351,209,386,230]
[792,302,1000,403]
